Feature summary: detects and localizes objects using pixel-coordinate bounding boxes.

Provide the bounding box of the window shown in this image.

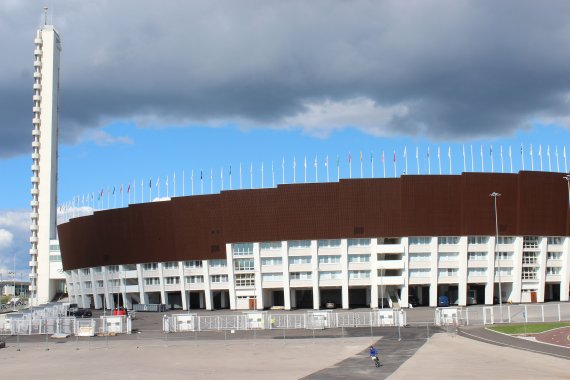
[468,268,487,277]
[348,254,370,263]
[210,275,228,283]
[49,255,62,262]
[349,270,370,279]
[521,267,537,280]
[468,252,487,261]
[496,251,513,260]
[494,267,513,276]
[235,273,255,286]
[262,273,283,281]
[290,271,312,280]
[185,275,204,284]
[522,252,538,264]
[233,243,253,255]
[209,259,227,268]
[108,279,120,287]
[260,241,282,250]
[547,237,563,245]
[184,260,202,269]
[546,267,561,275]
[523,236,540,248]
[547,252,562,260]
[165,276,180,285]
[409,268,431,278]
[261,257,282,266]
[82,269,90,275]
[107,265,119,273]
[96,280,104,288]
[94,267,102,273]
[234,258,255,271]
[49,243,60,251]
[163,262,179,270]
[438,252,459,261]
[497,236,515,244]
[439,237,459,245]
[468,236,489,245]
[409,237,431,245]
[438,268,459,277]
[318,239,341,248]
[348,238,371,247]
[143,263,158,271]
[318,255,341,264]
[289,240,311,249]
[144,277,160,285]
[319,271,341,280]
[409,253,431,262]
[84,281,92,289]
[289,256,312,265]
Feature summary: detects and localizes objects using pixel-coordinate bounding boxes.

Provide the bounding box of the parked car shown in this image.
[324,301,336,309]
[408,294,419,307]
[67,308,92,318]
[437,295,449,307]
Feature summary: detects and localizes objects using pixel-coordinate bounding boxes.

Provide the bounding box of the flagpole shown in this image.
[239,163,242,190]
[509,146,513,173]
[427,147,431,175]
[490,145,494,173]
[304,156,307,183]
[200,169,204,195]
[173,172,176,197]
[416,146,420,174]
[371,153,374,177]
[182,170,185,196]
[480,145,484,173]
[470,144,474,172]
[221,168,224,191]
[530,144,534,171]
[261,161,264,189]
[556,147,560,172]
[166,176,169,198]
[404,146,408,175]
[336,155,340,181]
[282,157,285,185]
[349,152,352,179]
[393,150,397,177]
[210,168,213,193]
[382,150,386,178]
[448,146,452,174]
[191,169,194,195]
[438,146,441,175]
[293,157,297,184]
[539,145,543,171]
[360,151,363,178]
[315,155,318,182]
[462,145,466,173]
[326,155,330,182]
[500,146,504,173]
[521,144,525,171]
[272,160,275,187]
[547,145,552,172]
[229,166,232,190]
[250,162,253,189]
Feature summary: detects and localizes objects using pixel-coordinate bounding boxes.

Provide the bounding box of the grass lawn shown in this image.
[488,321,570,335]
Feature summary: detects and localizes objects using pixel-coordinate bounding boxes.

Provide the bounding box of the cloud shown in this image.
[0,229,13,250]
[82,129,133,146]
[2,1,570,158]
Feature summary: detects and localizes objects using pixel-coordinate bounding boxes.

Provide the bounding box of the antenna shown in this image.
[43,6,48,25]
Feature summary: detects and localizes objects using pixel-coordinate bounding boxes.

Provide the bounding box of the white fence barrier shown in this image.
[1,316,131,336]
[163,309,407,332]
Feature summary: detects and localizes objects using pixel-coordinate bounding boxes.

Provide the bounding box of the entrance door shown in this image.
[248,297,257,310]
[530,291,537,303]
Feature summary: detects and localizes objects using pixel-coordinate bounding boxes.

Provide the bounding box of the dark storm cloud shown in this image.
[2,0,570,158]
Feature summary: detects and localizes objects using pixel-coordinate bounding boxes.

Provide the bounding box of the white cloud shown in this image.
[83,129,134,146]
[0,210,28,231]
[0,229,13,249]
[282,97,409,137]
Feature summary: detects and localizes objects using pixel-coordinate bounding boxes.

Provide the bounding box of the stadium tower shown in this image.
[29,11,64,305]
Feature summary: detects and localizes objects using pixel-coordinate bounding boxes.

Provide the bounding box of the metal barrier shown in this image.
[1,316,131,336]
[163,309,407,332]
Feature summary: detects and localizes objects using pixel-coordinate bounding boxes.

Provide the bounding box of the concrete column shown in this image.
[202,260,213,310]
[199,292,205,309]
[103,268,114,310]
[94,294,103,309]
[290,289,297,308]
[511,237,524,303]
[225,243,237,310]
[429,237,438,307]
[221,291,228,308]
[137,264,146,305]
[370,238,379,308]
[401,237,409,308]
[457,236,468,306]
[282,241,292,310]
[537,237,548,302]
[561,237,569,302]
[341,239,349,309]
[158,263,166,305]
[253,243,263,310]
[311,240,320,309]
[179,261,187,310]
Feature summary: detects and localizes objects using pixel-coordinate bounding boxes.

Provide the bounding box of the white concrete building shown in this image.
[65,235,569,311]
[29,21,65,305]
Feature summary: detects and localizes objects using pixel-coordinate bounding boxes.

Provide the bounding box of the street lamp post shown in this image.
[490,192,503,322]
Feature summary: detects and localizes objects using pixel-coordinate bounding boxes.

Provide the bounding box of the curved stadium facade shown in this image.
[59,171,570,311]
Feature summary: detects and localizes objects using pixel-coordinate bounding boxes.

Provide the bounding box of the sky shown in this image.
[1,1,570,279]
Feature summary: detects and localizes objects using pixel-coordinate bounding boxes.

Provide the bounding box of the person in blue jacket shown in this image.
[369,346,381,366]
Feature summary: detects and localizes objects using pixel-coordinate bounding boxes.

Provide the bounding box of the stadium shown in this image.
[58,171,570,311]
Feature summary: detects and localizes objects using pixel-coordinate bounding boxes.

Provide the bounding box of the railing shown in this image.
[1,316,131,336]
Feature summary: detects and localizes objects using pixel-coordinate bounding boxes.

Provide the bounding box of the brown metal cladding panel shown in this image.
[170,195,226,261]
[400,175,462,236]
[461,173,518,236]
[338,179,401,238]
[517,171,569,236]
[125,202,176,265]
[59,215,100,271]
[92,208,135,266]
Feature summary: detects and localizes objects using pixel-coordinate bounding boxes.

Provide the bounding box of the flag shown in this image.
[127,184,131,193]
[113,186,115,195]
[393,150,396,162]
[360,151,362,162]
[120,184,123,193]
[490,145,493,156]
[382,150,385,162]
[348,152,352,163]
[149,179,152,188]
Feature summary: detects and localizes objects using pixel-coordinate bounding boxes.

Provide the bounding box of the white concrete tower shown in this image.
[29,13,62,305]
